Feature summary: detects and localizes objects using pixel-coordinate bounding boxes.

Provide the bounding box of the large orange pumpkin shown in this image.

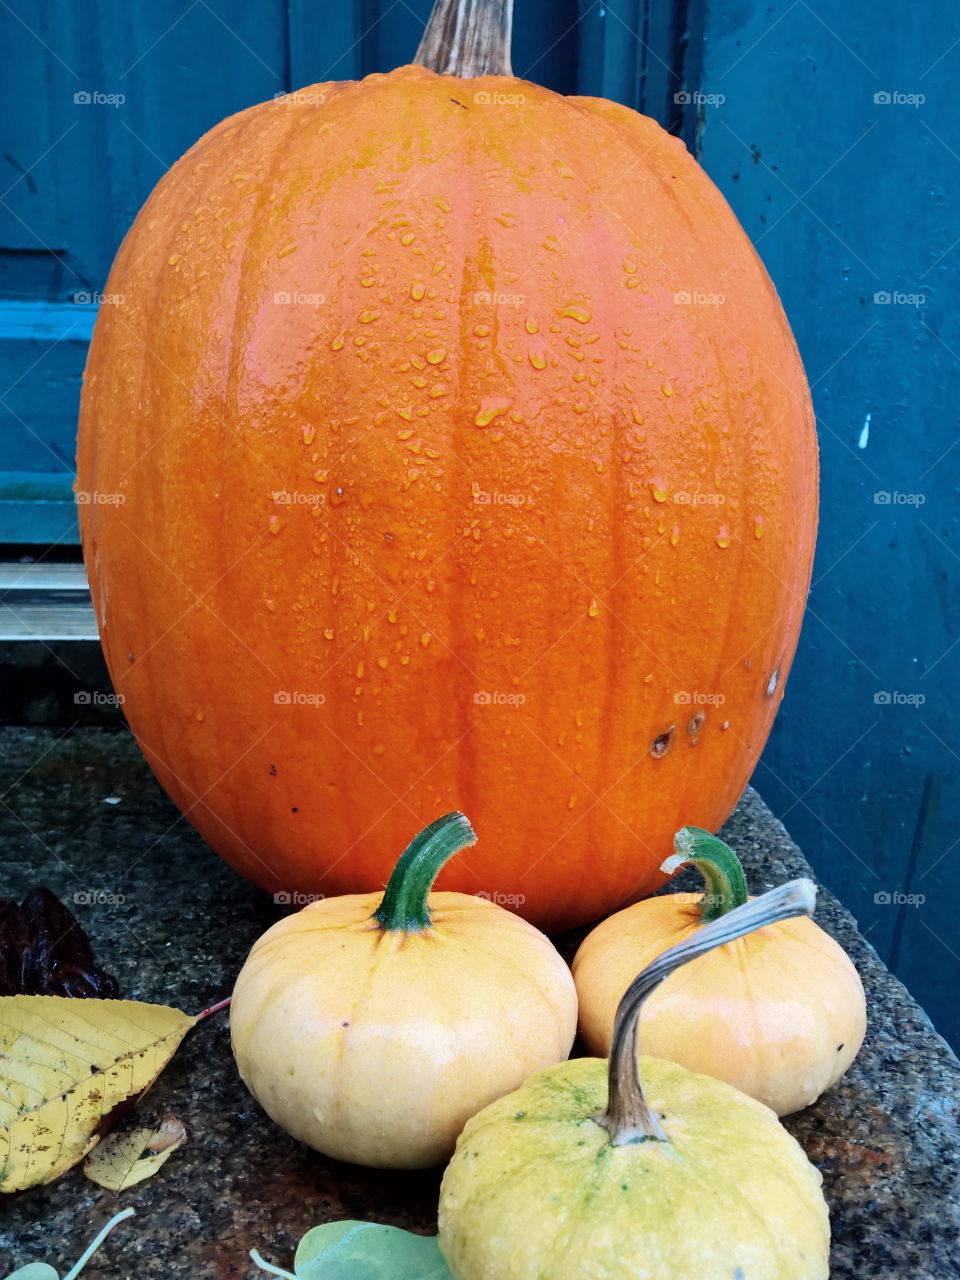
[76,0,817,930]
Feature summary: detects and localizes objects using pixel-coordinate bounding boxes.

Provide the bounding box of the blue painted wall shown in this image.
[1,1,956,1046]
[696,1,960,1051]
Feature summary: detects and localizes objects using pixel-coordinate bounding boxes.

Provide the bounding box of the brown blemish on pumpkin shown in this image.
[687,712,705,735]
[651,726,676,758]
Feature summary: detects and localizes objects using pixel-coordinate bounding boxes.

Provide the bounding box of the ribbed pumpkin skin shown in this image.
[77,68,817,931]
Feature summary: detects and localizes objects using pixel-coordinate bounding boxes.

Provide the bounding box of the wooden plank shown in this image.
[0,559,95,639]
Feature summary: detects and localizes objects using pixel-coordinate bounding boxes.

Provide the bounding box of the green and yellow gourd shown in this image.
[438,880,830,1280]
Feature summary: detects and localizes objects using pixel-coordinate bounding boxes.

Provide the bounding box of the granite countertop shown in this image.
[1,726,958,1278]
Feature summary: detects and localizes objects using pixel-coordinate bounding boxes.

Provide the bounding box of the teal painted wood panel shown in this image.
[696,0,959,1047]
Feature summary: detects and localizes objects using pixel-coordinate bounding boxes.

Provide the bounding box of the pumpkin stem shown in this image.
[660,826,749,923]
[594,878,817,1146]
[413,0,514,77]
[373,812,477,933]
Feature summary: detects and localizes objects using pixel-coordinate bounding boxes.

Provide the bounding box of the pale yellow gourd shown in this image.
[439,880,830,1280]
[573,828,866,1114]
[230,813,577,1169]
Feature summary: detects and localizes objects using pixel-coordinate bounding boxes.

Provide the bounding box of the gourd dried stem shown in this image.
[414,0,514,76]
[661,826,749,923]
[595,878,817,1145]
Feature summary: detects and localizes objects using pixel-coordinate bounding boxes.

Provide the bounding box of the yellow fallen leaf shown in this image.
[0,996,196,1192]
[84,1114,187,1191]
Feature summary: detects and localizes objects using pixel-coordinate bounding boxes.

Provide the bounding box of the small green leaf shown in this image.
[252,1221,452,1280]
[296,1222,451,1278]
[6,1266,59,1280]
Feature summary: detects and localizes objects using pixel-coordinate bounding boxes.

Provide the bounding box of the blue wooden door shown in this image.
[1,0,957,1049]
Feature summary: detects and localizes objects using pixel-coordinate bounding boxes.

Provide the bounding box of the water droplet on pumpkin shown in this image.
[587,599,600,617]
[623,259,638,274]
[323,628,334,640]
[553,160,575,180]
[421,632,431,646]
[330,487,349,507]
[716,527,731,549]
[355,661,365,678]
[400,232,415,246]
[474,398,510,427]
[529,351,546,370]
[194,708,205,722]
[359,310,379,324]
[754,517,765,539]
[650,479,668,503]
[661,382,674,397]
[301,424,316,445]
[411,281,426,300]
[766,667,781,697]
[670,524,680,546]
[426,348,446,365]
[268,515,281,534]
[331,336,344,351]
[560,304,591,324]
[278,242,297,259]
[568,794,578,809]
[434,196,452,213]
[167,254,181,266]
[525,316,539,334]
[631,407,645,425]
[360,276,376,287]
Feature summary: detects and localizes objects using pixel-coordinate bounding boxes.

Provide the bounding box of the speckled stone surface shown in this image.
[1,727,958,1279]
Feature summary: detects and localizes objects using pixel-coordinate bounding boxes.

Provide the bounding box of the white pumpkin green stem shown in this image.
[414,0,514,77]
[660,826,749,923]
[594,878,817,1145]
[372,811,478,933]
